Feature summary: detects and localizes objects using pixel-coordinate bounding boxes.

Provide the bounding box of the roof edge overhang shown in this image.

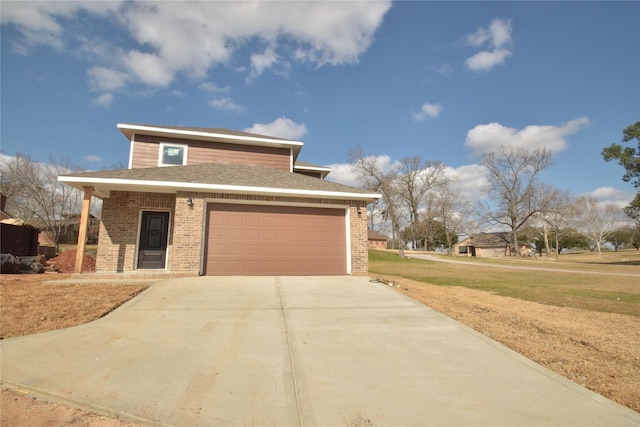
[117,123,304,160]
[58,176,382,202]
[293,164,332,178]
[294,164,332,173]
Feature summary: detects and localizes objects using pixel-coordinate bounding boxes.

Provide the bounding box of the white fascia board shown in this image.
[128,134,135,169]
[294,165,332,172]
[58,176,382,201]
[289,148,293,173]
[117,123,304,149]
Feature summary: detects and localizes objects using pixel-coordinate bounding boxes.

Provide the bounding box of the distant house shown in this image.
[368,229,388,250]
[454,232,515,257]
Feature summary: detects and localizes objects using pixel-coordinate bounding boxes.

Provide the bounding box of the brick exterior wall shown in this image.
[169,192,205,272]
[349,203,369,275]
[96,190,371,275]
[368,240,387,250]
[97,192,176,272]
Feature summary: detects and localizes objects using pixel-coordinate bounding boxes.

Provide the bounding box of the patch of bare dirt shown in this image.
[381,274,640,413]
[49,249,96,273]
[0,273,147,339]
[1,388,145,427]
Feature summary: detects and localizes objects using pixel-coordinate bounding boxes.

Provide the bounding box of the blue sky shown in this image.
[2,1,638,207]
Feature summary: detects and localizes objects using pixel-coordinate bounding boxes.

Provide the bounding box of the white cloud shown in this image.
[286,2,391,65]
[325,162,362,188]
[413,102,443,121]
[87,66,130,91]
[326,155,401,188]
[488,19,513,48]
[243,117,308,140]
[465,117,590,157]
[249,46,280,80]
[0,153,15,166]
[4,1,391,91]
[464,19,513,71]
[430,63,452,77]
[1,1,122,52]
[199,82,230,93]
[465,49,511,71]
[122,50,175,87]
[444,164,490,203]
[83,154,102,162]
[92,93,113,107]
[585,187,635,209]
[208,98,244,113]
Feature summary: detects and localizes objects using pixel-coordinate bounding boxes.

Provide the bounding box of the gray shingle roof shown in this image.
[368,229,388,241]
[469,232,512,247]
[60,163,378,200]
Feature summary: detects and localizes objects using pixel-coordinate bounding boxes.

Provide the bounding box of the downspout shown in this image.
[75,186,93,274]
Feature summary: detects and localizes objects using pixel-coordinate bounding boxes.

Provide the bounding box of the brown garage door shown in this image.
[204,203,347,275]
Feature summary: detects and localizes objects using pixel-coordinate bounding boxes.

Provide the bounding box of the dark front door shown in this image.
[137,211,169,269]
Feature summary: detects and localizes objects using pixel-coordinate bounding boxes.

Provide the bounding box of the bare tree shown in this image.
[534,184,577,258]
[479,145,554,256]
[1,153,84,252]
[574,195,626,254]
[395,156,448,249]
[349,147,406,256]
[430,182,472,255]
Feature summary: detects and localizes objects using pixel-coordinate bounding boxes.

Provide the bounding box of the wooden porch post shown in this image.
[75,186,93,274]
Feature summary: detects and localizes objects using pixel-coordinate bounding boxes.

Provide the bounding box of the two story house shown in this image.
[59,123,380,276]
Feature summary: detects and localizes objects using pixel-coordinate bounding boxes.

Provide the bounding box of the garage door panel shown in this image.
[259,229,276,240]
[204,203,346,275]
[263,216,280,227]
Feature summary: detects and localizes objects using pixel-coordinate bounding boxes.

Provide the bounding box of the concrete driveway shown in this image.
[2,276,639,426]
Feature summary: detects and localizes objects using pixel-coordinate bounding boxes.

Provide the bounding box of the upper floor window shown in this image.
[159,143,188,166]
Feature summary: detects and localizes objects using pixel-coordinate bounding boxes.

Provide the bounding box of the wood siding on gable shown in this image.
[130,140,159,168]
[130,135,291,170]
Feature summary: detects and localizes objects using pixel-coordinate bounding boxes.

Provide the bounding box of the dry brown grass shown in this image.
[0,273,147,339]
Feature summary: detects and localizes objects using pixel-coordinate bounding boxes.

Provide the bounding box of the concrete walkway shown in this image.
[2,276,639,426]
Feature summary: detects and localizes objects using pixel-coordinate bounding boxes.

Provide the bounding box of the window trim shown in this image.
[158,142,188,167]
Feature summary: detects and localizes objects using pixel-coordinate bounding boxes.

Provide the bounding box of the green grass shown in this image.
[369,250,640,317]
